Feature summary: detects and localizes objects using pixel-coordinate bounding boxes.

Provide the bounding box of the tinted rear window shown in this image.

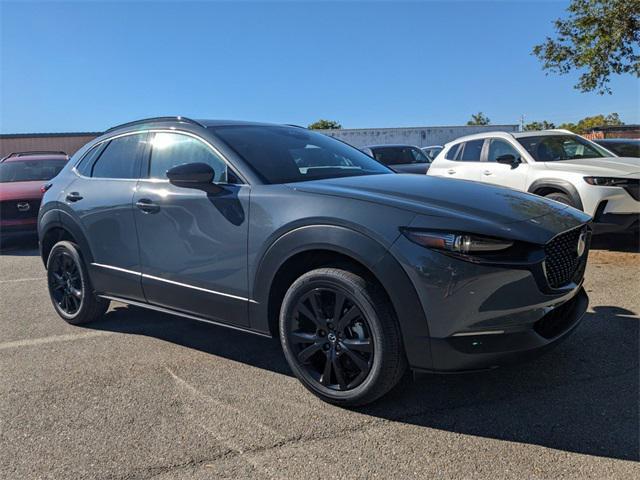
[445,144,461,160]
[460,140,484,161]
[371,146,429,165]
[90,133,148,179]
[211,125,392,184]
[0,159,67,182]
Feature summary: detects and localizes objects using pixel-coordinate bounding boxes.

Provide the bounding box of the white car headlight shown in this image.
[583,176,632,186]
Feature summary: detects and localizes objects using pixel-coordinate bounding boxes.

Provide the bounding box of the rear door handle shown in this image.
[483,170,493,176]
[136,199,160,213]
[66,192,83,202]
[447,169,456,175]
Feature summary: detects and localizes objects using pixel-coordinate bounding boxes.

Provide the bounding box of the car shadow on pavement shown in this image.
[86,302,639,462]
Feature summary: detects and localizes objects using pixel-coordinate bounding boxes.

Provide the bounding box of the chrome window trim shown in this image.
[90,262,257,304]
[73,128,248,185]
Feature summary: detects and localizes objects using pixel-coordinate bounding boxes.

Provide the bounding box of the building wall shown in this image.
[0,133,100,158]
[318,124,519,148]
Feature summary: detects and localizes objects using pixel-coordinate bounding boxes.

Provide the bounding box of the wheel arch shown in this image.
[250,225,433,370]
[39,209,94,266]
[528,179,584,211]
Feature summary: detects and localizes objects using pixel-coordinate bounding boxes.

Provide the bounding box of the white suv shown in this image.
[428,130,640,233]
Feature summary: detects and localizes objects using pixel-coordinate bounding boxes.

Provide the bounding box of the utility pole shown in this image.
[519,114,525,132]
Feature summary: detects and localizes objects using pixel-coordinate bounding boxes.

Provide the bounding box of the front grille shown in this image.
[0,198,41,221]
[544,226,589,289]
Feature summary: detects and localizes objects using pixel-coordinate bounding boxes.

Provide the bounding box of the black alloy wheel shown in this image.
[48,249,84,316]
[46,240,110,324]
[280,268,407,406]
[288,287,374,391]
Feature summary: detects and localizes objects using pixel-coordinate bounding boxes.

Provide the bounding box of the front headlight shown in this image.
[583,176,631,186]
[400,229,513,254]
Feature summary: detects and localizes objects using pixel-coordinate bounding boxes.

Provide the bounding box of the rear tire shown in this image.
[279,267,407,406]
[46,241,109,325]
[545,192,575,208]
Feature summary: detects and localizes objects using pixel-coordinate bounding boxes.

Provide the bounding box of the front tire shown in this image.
[545,192,575,208]
[279,268,407,406]
[46,241,109,325]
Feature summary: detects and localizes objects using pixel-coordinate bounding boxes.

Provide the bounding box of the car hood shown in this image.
[292,174,568,221]
[543,157,640,176]
[0,181,44,201]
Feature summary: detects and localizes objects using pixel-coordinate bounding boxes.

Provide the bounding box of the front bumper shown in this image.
[0,219,38,238]
[426,287,588,371]
[390,232,589,372]
[592,210,639,234]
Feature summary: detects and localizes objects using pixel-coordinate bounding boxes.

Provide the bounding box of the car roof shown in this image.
[1,151,68,162]
[442,129,581,146]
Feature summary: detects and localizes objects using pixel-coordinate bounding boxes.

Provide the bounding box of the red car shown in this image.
[0,151,69,241]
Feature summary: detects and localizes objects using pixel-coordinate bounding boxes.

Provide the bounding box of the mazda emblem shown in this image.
[576,231,586,257]
[16,202,30,212]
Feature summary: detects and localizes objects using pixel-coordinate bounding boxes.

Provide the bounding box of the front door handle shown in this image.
[447,169,456,175]
[483,170,493,176]
[136,199,160,213]
[66,192,83,202]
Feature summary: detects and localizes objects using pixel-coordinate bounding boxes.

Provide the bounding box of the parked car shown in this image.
[39,117,591,406]
[421,145,443,161]
[0,151,69,242]
[360,144,431,174]
[594,138,640,158]
[428,130,639,234]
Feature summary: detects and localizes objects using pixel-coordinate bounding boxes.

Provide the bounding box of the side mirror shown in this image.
[496,154,521,169]
[167,162,223,193]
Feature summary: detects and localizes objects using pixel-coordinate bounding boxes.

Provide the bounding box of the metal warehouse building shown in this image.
[0,124,522,158]
[0,132,101,158]
[318,124,519,148]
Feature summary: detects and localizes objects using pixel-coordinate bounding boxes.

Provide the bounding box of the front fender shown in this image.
[249,224,433,370]
[528,178,584,211]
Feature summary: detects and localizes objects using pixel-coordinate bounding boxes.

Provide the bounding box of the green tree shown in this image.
[524,120,557,131]
[558,113,624,133]
[308,119,342,130]
[533,0,640,94]
[466,112,491,126]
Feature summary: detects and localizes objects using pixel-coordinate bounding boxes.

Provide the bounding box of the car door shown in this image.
[480,138,530,191]
[434,139,486,182]
[68,132,148,301]
[133,131,250,326]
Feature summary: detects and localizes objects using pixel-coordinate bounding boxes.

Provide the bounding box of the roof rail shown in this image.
[104,116,206,133]
[1,150,68,161]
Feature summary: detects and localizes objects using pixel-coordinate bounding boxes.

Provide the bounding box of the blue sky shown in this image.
[1,0,638,133]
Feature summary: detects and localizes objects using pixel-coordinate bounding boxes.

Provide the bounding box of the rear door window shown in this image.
[91,133,148,179]
[76,144,106,176]
[445,143,461,160]
[459,140,484,161]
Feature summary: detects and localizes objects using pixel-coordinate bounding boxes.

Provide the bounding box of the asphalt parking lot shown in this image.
[0,235,638,479]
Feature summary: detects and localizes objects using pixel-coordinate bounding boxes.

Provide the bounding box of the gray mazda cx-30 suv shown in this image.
[38,117,591,406]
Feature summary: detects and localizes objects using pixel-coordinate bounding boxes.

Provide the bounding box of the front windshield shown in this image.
[0,159,68,182]
[211,125,393,184]
[516,135,610,161]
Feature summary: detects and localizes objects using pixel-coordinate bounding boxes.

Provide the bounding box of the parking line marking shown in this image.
[0,277,46,284]
[0,331,112,351]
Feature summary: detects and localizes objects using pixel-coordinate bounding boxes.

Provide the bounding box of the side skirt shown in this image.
[98,295,273,339]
